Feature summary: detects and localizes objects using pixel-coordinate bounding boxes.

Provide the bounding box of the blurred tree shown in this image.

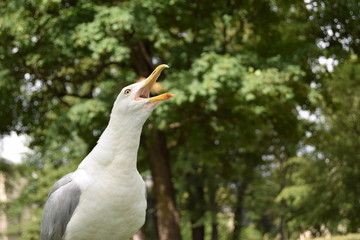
[278,56,360,235]
[0,0,359,240]
[315,57,360,232]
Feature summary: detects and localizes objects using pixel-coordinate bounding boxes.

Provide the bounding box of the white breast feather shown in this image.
[65,168,146,240]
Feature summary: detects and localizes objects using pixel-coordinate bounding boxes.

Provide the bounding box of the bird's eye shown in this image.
[124,89,132,95]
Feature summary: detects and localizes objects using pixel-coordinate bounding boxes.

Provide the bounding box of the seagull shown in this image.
[40,64,173,240]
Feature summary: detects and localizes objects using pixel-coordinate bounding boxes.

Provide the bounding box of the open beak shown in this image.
[136,64,174,103]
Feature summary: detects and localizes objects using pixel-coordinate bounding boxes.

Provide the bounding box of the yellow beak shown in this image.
[140,64,174,103]
[148,93,175,103]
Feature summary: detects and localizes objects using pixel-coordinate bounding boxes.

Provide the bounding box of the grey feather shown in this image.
[40,172,81,240]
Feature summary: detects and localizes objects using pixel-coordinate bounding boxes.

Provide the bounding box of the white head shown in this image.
[110,64,174,127]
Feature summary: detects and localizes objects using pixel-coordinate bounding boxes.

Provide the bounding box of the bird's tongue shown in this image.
[138,83,152,99]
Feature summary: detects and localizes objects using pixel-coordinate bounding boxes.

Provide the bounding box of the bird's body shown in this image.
[64,170,146,240]
[62,122,147,240]
[40,65,173,240]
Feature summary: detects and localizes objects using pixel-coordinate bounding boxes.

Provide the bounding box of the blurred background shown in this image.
[0,0,359,239]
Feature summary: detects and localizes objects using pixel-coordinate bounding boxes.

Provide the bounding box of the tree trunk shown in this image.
[190,185,205,240]
[232,183,247,240]
[279,215,287,240]
[209,186,218,240]
[127,40,154,77]
[147,130,181,240]
[207,177,219,240]
[185,166,206,240]
[191,220,205,240]
[211,223,218,240]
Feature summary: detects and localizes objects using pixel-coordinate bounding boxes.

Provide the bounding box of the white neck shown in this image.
[78,113,145,175]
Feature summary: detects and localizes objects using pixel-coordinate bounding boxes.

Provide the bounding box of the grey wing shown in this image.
[40,172,81,240]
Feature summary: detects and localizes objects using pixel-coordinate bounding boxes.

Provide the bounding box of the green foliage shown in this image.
[0,0,359,239]
[306,57,360,232]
